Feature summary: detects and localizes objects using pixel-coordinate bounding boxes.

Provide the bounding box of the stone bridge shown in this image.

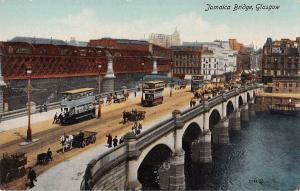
[80,84,261,191]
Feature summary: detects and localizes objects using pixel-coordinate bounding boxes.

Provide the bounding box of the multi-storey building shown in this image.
[171,46,209,79]
[182,41,237,80]
[148,28,181,48]
[262,37,300,93]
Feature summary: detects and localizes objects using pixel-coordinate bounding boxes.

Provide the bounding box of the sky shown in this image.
[0,0,299,47]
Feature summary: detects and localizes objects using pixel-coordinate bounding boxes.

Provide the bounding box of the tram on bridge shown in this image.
[191,75,204,92]
[142,81,165,106]
[59,88,96,124]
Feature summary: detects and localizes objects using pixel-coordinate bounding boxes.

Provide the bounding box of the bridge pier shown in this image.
[248,99,255,118]
[218,118,229,144]
[102,54,116,93]
[229,110,241,131]
[191,130,212,163]
[168,149,185,190]
[240,104,249,122]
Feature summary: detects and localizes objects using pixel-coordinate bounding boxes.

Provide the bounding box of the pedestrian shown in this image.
[134,91,137,98]
[138,123,143,130]
[43,104,47,112]
[119,136,124,144]
[79,130,84,146]
[27,167,37,188]
[106,134,112,148]
[39,105,43,113]
[190,99,193,107]
[113,136,118,147]
[53,112,57,124]
[135,128,141,135]
[47,148,53,161]
[289,97,292,104]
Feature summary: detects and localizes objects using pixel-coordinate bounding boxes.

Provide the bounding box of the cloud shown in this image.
[46,9,232,44]
[2,8,297,47]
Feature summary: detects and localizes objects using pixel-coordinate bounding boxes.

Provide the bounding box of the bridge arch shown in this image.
[226,101,234,118]
[209,109,222,131]
[182,122,202,154]
[137,144,173,190]
[238,96,244,108]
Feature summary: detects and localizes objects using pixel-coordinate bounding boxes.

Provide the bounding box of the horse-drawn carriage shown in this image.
[72,131,97,148]
[113,93,126,103]
[0,152,27,183]
[123,110,146,123]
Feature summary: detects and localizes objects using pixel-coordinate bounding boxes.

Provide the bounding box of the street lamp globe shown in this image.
[27,69,32,75]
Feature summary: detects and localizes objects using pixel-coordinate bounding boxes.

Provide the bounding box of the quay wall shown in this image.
[255,95,300,111]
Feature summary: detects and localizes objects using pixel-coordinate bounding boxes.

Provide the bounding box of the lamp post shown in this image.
[224,63,227,84]
[170,60,173,97]
[205,61,208,81]
[141,62,145,104]
[97,64,102,119]
[26,66,32,142]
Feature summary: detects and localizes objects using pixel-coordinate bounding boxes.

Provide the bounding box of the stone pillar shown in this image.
[102,54,116,93]
[191,130,212,163]
[229,110,241,131]
[168,149,185,190]
[152,59,158,74]
[124,132,142,191]
[240,104,249,122]
[248,99,255,118]
[158,162,170,190]
[0,53,6,117]
[217,118,229,144]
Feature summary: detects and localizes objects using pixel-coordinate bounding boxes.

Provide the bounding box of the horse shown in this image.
[60,134,73,153]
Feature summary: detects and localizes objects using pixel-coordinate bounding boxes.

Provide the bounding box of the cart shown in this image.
[0,152,27,183]
[123,110,146,123]
[72,131,97,148]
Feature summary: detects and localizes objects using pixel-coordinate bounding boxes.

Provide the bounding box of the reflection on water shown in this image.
[185,112,300,190]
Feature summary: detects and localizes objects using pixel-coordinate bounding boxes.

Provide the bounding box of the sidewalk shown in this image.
[0,91,142,133]
[31,106,186,191]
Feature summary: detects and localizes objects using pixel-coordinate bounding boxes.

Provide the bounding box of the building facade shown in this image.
[199,41,238,80]
[262,37,300,93]
[148,28,181,48]
[171,46,208,78]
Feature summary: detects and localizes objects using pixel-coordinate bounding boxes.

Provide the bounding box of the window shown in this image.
[296,83,299,87]
[275,83,279,87]
[289,83,293,87]
[289,89,292,92]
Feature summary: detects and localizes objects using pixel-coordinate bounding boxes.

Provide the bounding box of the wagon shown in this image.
[36,152,51,165]
[123,110,146,123]
[0,152,27,183]
[72,131,97,148]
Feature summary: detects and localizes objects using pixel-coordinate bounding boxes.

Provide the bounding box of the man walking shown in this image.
[106,134,112,148]
[113,136,118,147]
[27,167,37,188]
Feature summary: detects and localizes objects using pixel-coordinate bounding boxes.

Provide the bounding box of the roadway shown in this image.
[1,87,194,190]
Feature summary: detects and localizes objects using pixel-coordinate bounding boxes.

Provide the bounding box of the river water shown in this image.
[186,112,300,190]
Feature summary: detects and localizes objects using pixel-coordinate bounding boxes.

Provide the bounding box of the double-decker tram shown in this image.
[142,81,165,106]
[59,88,96,124]
[191,75,204,92]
